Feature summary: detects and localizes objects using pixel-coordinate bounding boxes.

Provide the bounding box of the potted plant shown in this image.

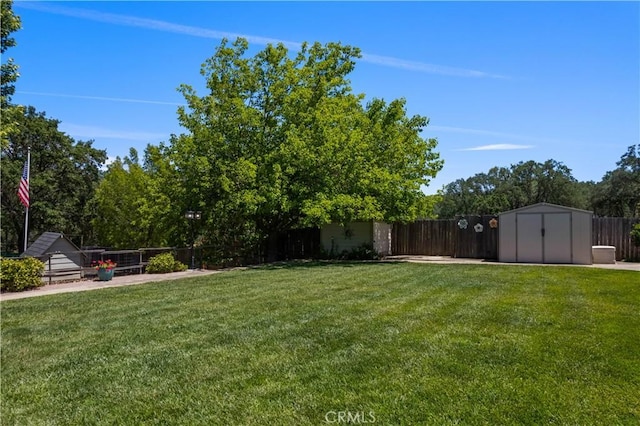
[93,259,117,281]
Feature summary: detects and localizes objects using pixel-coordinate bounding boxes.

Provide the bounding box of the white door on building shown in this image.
[516,213,543,263]
[543,213,572,263]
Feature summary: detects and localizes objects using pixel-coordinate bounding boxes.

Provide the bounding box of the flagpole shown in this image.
[22,147,30,253]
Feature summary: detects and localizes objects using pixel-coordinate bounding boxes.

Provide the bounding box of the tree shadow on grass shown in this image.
[247,259,405,271]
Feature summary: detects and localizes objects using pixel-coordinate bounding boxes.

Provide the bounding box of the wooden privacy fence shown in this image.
[393,216,640,261]
[392,216,499,259]
[592,217,640,261]
[391,219,455,257]
[274,228,321,261]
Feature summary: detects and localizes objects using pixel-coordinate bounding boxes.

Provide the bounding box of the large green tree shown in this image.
[90,149,173,249]
[1,107,107,252]
[1,3,108,252]
[1,0,20,107]
[167,38,443,256]
[592,144,640,217]
[436,159,586,218]
[1,0,23,147]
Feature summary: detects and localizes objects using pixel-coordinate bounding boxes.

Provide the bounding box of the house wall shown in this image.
[320,222,392,257]
[373,222,392,257]
[321,222,373,255]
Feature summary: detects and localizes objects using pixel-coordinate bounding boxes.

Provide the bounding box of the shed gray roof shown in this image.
[22,232,82,257]
[499,202,593,216]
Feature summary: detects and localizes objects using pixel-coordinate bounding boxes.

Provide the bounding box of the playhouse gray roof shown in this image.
[22,232,82,258]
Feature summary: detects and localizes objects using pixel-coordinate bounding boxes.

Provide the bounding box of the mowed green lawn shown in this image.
[1,262,638,425]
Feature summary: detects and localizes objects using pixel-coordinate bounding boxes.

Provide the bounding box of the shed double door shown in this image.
[516,213,572,263]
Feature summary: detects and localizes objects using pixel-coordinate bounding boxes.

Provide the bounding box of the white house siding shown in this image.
[321,222,373,255]
[321,221,392,257]
[373,222,392,257]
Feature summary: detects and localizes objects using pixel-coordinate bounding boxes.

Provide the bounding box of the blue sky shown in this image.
[9,1,640,194]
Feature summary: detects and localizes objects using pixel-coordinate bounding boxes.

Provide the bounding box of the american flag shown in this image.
[18,160,29,208]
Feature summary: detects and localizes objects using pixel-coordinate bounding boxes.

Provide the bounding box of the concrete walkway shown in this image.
[2,258,637,302]
[386,255,640,271]
[0,269,229,301]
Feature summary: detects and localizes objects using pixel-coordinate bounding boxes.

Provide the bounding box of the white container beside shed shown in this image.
[591,245,616,264]
[498,203,593,265]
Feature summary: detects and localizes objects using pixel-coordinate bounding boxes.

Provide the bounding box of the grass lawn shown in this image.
[1,262,639,425]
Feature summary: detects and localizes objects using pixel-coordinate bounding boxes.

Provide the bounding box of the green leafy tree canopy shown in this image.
[592,144,640,217]
[436,159,585,218]
[90,149,173,249]
[1,0,23,148]
[169,38,443,253]
[1,107,107,251]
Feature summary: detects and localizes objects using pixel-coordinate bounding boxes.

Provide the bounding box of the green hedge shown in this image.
[0,257,45,292]
[631,223,640,247]
[320,242,380,261]
[146,253,187,274]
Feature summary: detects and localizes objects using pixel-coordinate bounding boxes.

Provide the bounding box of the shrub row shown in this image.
[146,253,188,274]
[320,242,380,261]
[0,252,190,292]
[0,257,45,292]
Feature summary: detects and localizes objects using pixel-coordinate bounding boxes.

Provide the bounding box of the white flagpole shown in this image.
[22,147,30,253]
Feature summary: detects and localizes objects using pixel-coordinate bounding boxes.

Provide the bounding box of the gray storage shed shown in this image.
[498,203,593,265]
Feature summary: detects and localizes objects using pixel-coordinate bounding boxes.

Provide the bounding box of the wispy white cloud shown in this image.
[458,144,535,151]
[60,123,169,142]
[17,1,303,50]
[429,125,560,145]
[18,2,506,79]
[361,54,509,79]
[430,125,529,140]
[17,91,185,106]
